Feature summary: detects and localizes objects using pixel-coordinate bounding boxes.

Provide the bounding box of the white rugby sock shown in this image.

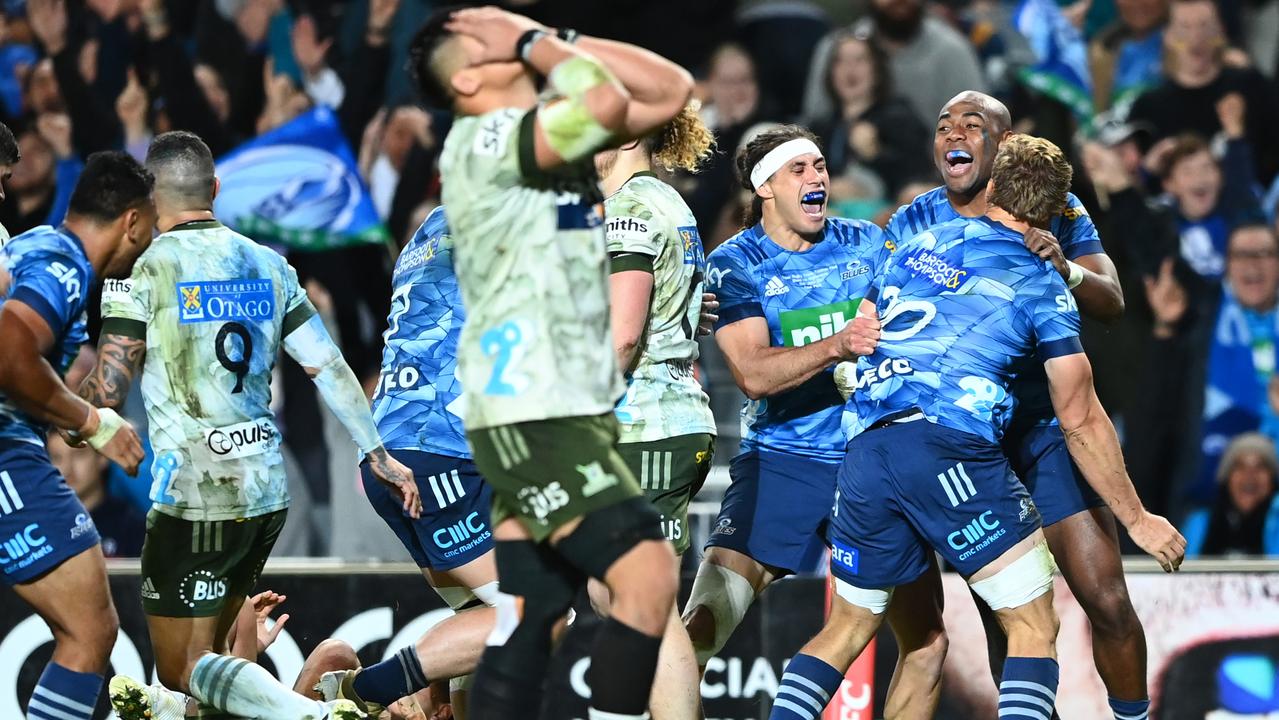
[189,654,330,719]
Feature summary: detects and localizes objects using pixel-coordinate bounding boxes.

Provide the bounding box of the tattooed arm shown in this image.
[78,333,147,409]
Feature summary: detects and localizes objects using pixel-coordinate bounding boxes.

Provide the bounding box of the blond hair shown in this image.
[650,100,716,173]
[989,134,1073,227]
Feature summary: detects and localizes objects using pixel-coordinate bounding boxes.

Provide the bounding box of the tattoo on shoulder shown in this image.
[78,334,146,408]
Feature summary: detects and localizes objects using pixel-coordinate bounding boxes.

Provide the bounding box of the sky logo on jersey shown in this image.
[903,249,968,289]
[177,280,276,324]
[831,540,860,574]
[779,299,861,347]
[679,225,705,269]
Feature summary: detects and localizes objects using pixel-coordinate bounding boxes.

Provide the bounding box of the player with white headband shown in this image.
[681,125,949,716]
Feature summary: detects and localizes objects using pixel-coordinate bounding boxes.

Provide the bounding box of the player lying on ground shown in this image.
[82,131,419,720]
[767,134,1184,720]
[0,150,155,720]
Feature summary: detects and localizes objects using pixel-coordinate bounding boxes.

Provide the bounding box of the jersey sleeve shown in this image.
[884,203,912,249]
[859,219,896,276]
[605,191,661,273]
[8,249,88,336]
[706,246,760,329]
[99,256,152,339]
[1053,193,1104,260]
[1017,268,1083,362]
[460,108,526,191]
[280,257,317,337]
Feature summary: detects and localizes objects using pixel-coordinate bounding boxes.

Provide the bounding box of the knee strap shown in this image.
[684,563,757,665]
[969,541,1057,611]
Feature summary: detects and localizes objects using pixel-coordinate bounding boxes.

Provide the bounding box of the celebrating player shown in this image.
[591,101,718,719]
[316,206,496,718]
[0,150,153,720]
[410,6,693,719]
[889,91,1153,719]
[683,123,952,717]
[88,131,419,720]
[769,134,1184,720]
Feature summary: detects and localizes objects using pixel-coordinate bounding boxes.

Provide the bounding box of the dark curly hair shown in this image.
[734,124,821,228]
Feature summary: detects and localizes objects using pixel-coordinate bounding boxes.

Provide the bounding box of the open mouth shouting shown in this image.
[801,189,827,220]
[945,149,974,178]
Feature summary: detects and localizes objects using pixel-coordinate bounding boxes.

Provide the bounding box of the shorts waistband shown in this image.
[865,408,924,432]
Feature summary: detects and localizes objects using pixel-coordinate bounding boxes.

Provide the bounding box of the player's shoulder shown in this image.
[396,207,452,277]
[1058,192,1091,222]
[6,225,84,268]
[444,108,524,165]
[825,217,888,247]
[887,186,947,235]
[707,224,766,269]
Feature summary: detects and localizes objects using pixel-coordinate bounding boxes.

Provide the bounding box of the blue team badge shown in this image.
[679,225,705,270]
[177,280,276,324]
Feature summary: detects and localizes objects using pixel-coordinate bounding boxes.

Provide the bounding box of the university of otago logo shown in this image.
[181,285,203,317]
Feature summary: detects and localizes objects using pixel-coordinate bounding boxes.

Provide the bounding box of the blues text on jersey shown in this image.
[707,218,892,460]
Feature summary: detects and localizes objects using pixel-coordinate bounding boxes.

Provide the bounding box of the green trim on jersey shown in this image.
[101,317,147,340]
[517,109,541,182]
[609,251,655,274]
[281,300,318,338]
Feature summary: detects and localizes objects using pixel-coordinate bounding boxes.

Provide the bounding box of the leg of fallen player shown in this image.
[12,546,119,720]
[767,587,886,720]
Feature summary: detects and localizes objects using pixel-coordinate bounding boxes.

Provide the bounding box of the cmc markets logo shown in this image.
[433,512,489,550]
[0,524,49,572]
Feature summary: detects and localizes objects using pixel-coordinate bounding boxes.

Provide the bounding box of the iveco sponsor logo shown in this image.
[205,418,278,461]
[851,358,913,391]
[947,511,1006,561]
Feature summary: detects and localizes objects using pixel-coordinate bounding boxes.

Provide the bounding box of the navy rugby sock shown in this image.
[768,653,843,720]
[27,662,102,720]
[999,656,1059,720]
[1109,696,1150,720]
[351,645,429,706]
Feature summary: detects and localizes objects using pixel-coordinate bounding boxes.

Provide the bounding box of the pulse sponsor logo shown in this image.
[947,511,1006,561]
[903,250,967,289]
[779,300,861,347]
[179,570,227,609]
[0,524,50,573]
[204,418,278,461]
[177,279,276,324]
[851,357,913,391]
[831,540,860,575]
[434,511,492,559]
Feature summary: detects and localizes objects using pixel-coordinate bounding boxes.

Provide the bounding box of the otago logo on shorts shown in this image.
[179,570,228,609]
[177,280,276,324]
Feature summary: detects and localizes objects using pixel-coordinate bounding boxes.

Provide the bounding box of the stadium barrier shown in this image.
[1,559,1276,719]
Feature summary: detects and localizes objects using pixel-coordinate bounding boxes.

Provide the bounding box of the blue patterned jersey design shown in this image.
[0,225,94,445]
[370,207,469,458]
[848,217,1083,444]
[708,218,891,460]
[887,186,1102,430]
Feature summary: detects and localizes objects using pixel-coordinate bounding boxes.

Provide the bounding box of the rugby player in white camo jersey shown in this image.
[591,101,717,720]
[82,131,421,720]
[408,6,693,719]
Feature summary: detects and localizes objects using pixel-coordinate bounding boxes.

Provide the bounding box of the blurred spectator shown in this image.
[1088,0,1168,112]
[802,0,988,130]
[360,105,432,220]
[1181,432,1279,556]
[1241,0,1279,77]
[46,432,145,558]
[1126,0,1279,183]
[1195,224,1279,505]
[807,29,930,198]
[688,44,768,244]
[736,0,830,119]
[0,113,80,234]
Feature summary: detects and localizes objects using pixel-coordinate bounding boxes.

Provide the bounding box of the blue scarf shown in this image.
[1198,287,1279,503]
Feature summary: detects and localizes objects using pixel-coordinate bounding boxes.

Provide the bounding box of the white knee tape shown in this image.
[684,564,757,665]
[470,581,500,608]
[969,541,1057,611]
[833,577,893,614]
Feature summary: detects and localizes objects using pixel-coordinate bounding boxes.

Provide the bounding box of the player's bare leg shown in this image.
[589,578,701,720]
[880,559,948,720]
[13,545,118,720]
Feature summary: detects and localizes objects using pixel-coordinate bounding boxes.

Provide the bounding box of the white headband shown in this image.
[749,138,823,191]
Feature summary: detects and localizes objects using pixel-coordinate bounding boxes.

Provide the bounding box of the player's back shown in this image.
[605,173,714,442]
[371,207,469,458]
[0,225,93,446]
[848,216,1080,444]
[102,220,310,520]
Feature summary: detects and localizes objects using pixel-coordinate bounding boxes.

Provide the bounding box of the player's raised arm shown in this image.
[281,311,422,519]
[716,314,877,400]
[569,35,695,141]
[1044,353,1185,571]
[443,7,692,170]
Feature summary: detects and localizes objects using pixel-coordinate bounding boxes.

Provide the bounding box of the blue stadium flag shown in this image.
[1013,0,1094,120]
[214,106,388,250]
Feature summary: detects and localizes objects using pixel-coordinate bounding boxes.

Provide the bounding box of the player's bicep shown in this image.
[1044,353,1096,431]
[281,313,342,375]
[8,258,85,339]
[0,299,57,357]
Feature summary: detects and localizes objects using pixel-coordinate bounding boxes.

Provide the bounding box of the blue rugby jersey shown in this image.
[848,216,1083,444]
[370,207,469,458]
[708,218,891,461]
[0,226,94,446]
[887,187,1103,431]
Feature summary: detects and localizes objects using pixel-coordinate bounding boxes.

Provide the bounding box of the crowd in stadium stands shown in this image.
[5,0,1279,558]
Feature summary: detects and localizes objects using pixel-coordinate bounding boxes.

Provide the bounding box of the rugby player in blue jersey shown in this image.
[889,91,1153,720]
[682,125,951,717]
[0,152,155,720]
[769,134,1185,720]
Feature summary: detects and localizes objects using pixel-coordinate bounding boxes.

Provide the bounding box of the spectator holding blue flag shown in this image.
[1088,0,1169,112]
